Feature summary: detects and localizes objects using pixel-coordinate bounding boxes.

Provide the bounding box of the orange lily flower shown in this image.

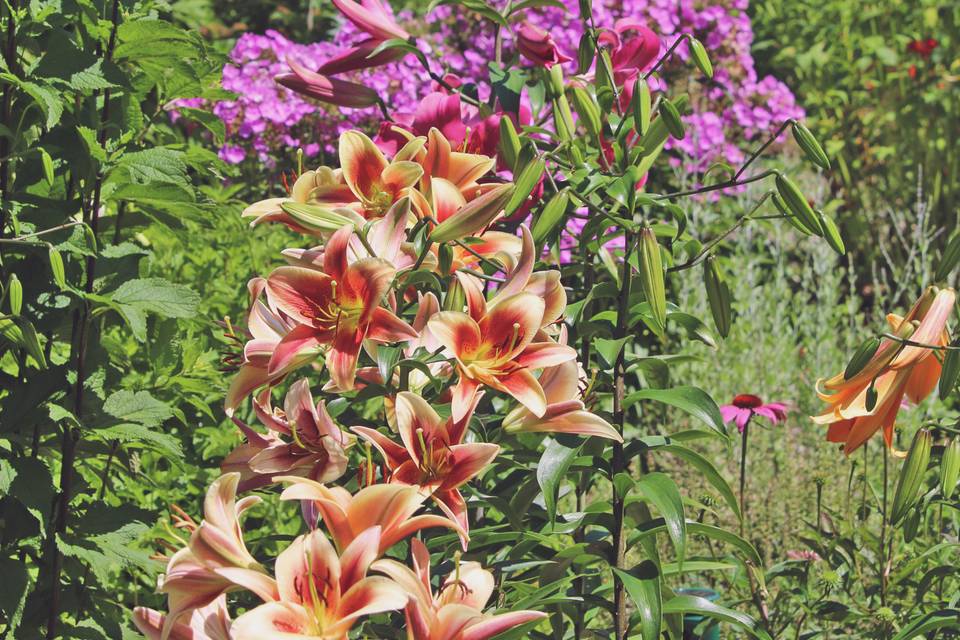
[223,379,354,492]
[231,527,407,640]
[158,474,278,637]
[813,287,955,455]
[278,478,463,553]
[371,539,547,640]
[502,359,621,441]
[428,226,575,421]
[352,391,499,540]
[265,223,418,390]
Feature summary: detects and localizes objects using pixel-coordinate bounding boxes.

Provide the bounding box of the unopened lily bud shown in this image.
[657,99,684,139]
[791,121,830,170]
[687,37,713,78]
[890,429,931,525]
[280,202,359,233]
[844,336,881,380]
[430,183,515,243]
[569,86,602,142]
[639,227,666,335]
[498,117,521,172]
[940,437,959,500]
[443,277,466,312]
[775,173,822,237]
[276,59,380,108]
[702,256,731,338]
[939,339,960,400]
[7,273,22,316]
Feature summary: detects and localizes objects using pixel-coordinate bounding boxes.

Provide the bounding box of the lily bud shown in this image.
[818,212,845,255]
[631,77,651,136]
[939,339,960,400]
[7,273,22,316]
[280,202,360,233]
[687,37,713,78]
[639,227,666,335]
[844,336,881,380]
[657,99,685,139]
[430,183,514,243]
[890,429,932,525]
[517,21,573,69]
[791,121,830,170]
[775,173,822,237]
[443,277,466,312]
[498,117,521,172]
[703,256,731,338]
[569,86,602,143]
[940,437,959,499]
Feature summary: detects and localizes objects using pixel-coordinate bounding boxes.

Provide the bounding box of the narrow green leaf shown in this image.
[660,444,741,521]
[624,386,726,436]
[662,595,771,640]
[536,439,581,524]
[636,472,685,564]
[614,562,661,640]
[504,158,545,217]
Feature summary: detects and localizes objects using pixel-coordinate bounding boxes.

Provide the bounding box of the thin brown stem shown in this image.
[611,230,635,640]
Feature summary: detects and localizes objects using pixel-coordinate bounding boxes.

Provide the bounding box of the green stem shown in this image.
[739,417,751,538]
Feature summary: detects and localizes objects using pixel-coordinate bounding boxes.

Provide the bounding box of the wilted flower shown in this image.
[516,21,572,68]
[720,394,788,433]
[276,60,381,108]
[372,539,547,639]
[813,287,955,455]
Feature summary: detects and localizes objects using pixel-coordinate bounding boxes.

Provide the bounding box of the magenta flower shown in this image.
[786,550,822,562]
[719,394,787,433]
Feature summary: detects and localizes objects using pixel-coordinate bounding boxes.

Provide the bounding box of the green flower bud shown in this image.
[844,336,881,380]
[890,429,932,525]
[631,77,651,136]
[940,437,959,500]
[7,274,22,316]
[939,339,960,400]
[791,121,830,170]
[687,37,713,78]
[703,256,732,338]
[639,227,666,335]
[657,99,684,140]
[775,173,822,237]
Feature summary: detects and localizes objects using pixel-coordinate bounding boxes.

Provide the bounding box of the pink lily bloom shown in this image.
[158,474,279,638]
[264,223,418,390]
[278,478,463,553]
[334,130,424,219]
[276,59,381,108]
[132,596,231,640]
[317,0,411,75]
[516,21,572,69]
[720,394,788,433]
[222,379,354,492]
[372,539,547,640]
[429,226,575,421]
[502,359,621,441]
[224,278,325,416]
[231,527,407,640]
[352,391,499,539]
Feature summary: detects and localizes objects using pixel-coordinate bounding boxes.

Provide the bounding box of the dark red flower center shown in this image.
[732,394,764,409]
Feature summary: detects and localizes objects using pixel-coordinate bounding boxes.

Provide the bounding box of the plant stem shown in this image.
[739,417,751,537]
[734,119,793,180]
[0,0,18,239]
[880,449,888,608]
[611,230,635,640]
[46,1,120,636]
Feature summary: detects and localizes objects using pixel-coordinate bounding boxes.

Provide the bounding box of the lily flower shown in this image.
[276,59,381,108]
[158,474,279,637]
[223,379,354,492]
[813,287,955,455]
[372,539,547,640]
[502,359,621,441]
[352,391,499,539]
[133,596,231,640]
[278,477,463,553]
[429,226,576,421]
[224,279,322,416]
[264,223,418,390]
[231,527,407,640]
[719,394,788,433]
[337,130,424,219]
[516,21,572,69]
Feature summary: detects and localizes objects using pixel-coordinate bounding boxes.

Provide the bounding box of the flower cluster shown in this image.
[134,118,620,636]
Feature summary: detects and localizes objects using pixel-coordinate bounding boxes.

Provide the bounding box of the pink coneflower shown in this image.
[787,550,822,562]
[720,394,788,433]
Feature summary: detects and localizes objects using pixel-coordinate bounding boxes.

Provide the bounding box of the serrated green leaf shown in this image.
[103,389,174,427]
